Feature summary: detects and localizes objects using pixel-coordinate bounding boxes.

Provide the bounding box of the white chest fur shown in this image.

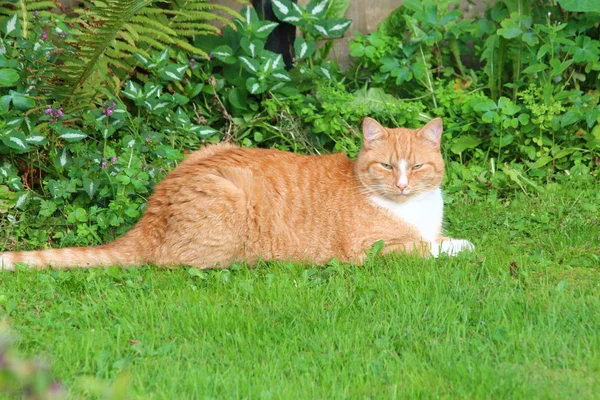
[370,188,443,242]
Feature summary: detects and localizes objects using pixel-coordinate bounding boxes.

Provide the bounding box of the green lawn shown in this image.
[2,180,600,399]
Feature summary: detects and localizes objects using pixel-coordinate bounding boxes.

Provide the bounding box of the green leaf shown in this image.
[82,177,98,199]
[2,131,30,152]
[25,134,48,145]
[189,125,218,138]
[134,53,150,67]
[450,135,483,154]
[241,38,264,58]
[560,110,581,128]
[366,240,385,261]
[246,77,267,94]
[1,14,20,37]
[39,199,57,217]
[294,37,316,59]
[402,0,423,12]
[55,148,71,169]
[159,64,188,81]
[324,0,351,19]
[211,45,236,64]
[68,208,88,223]
[271,0,304,24]
[59,129,87,142]
[14,191,29,210]
[239,57,260,74]
[122,81,142,100]
[241,5,260,26]
[312,19,352,38]
[254,21,279,39]
[307,0,329,17]
[10,91,35,110]
[473,98,497,112]
[521,64,548,75]
[228,88,248,111]
[557,0,600,12]
[531,155,553,168]
[498,19,522,39]
[271,71,291,82]
[482,110,500,123]
[0,68,19,87]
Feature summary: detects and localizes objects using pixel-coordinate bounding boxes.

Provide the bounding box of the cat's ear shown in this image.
[418,118,443,147]
[362,117,387,149]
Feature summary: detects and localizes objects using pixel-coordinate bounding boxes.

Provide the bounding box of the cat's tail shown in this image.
[0,229,145,271]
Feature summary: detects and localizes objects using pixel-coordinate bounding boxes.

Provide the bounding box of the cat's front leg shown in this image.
[429,236,475,258]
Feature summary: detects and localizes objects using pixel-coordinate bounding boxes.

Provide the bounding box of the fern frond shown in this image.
[134,26,176,44]
[23,1,57,11]
[15,0,240,105]
[169,38,208,58]
[129,15,178,36]
[110,40,151,59]
[169,22,221,34]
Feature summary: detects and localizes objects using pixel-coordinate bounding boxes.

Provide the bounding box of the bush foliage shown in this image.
[0,0,598,250]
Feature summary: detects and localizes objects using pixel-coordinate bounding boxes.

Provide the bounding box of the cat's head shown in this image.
[355,117,445,202]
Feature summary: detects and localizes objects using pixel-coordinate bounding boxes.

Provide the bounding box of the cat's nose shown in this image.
[396,182,409,191]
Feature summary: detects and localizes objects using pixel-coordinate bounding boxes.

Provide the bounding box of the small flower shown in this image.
[102,106,114,116]
[208,53,213,59]
[40,31,47,41]
[49,118,54,123]
[111,156,117,163]
[56,108,63,117]
[189,58,197,69]
[145,134,151,142]
[34,11,40,18]
[44,106,53,115]
[548,11,551,16]
[101,158,107,169]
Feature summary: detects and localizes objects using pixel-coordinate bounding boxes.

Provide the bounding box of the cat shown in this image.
[0,117,474,271]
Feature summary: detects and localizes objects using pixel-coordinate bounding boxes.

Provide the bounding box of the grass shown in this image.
[1,179,599,399]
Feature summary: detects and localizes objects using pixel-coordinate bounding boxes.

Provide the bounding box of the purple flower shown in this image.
[34,11,40,18]
[111,156,117,163]
[101,158,107,169]
[56,108,63,117]
[189,58,197,69]
[44,106,53,114]
[102,106,114,116]
[208,53,213,59]
[145,134,151,142]
[40,31,47,41]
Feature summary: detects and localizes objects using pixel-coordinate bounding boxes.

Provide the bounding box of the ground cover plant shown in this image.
[1,0,600,398]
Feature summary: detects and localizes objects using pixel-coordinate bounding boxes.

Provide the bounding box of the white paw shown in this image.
[430,239,475,258]
[0,255,14,272]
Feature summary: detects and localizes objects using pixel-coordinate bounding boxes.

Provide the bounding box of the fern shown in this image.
[0,0,238,108]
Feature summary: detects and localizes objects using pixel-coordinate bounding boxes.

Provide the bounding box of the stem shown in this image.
[19,0,27,39]
[419,45,437,108]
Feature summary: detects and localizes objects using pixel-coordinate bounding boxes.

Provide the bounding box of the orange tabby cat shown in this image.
[0,117,474,271]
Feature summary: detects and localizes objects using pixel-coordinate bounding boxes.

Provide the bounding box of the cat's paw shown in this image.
[430,238,475,258]
[0,255,14,272]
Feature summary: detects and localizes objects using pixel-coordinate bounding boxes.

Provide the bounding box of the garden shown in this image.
[1,0,599,398]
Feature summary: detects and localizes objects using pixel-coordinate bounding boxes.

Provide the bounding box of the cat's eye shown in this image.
[380,163,393,170]
[412,164,423,170]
